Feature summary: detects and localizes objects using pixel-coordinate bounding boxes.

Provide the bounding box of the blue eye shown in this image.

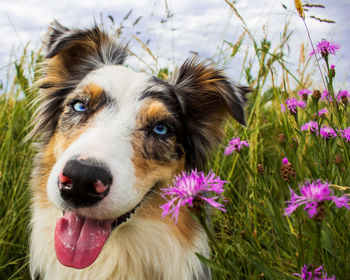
[72,101,86,112]
[153,123,168,135]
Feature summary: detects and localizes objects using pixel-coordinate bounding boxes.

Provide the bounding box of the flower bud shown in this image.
[312,90,321,101]
[334,154,342,165]
[278,134,286,143]
[257,164,264,175]
[329,65,335,78]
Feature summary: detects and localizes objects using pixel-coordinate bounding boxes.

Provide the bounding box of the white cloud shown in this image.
[0,0,349,86]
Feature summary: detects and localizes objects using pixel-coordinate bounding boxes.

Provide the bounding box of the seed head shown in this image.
[281,158,296,182]
[278,134,286,143]
[334,154,342,165]
[312,89,321,100]
[257,164,264,175]
[294,0,305,19]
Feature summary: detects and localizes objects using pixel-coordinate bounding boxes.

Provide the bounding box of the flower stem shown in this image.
[314,221,322,264]
[196,210,235,276]
[297,214,304,267]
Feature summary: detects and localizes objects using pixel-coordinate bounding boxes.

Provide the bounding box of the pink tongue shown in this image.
[54,211,112,269]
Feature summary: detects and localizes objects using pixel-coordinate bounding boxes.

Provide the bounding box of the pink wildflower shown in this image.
[298,89,312,96]
[318,108,328,117]
[301,121,319,134]
[309,39,340,57]
[294,264,336,280]
[336,90,349,103]
[321,90,333,102]
[284,179,350,218]
[320,126,337,140]
[282,157,289,165]
[281,103,286,112]
[224,137,249,155]
[298,89,312,100]
[341,127,350,142]
[160,170,227,223]
[282,98,306,114]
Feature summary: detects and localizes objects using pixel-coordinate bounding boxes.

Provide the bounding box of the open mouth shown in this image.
[54,202,142,269]
[54,184,158,269]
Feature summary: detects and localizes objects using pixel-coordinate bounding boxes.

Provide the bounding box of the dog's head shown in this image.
[31,21,249,269]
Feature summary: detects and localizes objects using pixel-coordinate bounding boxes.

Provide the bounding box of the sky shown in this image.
[0,0,349,89]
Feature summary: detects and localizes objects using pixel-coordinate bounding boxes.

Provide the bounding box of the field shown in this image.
[0,1,349,279]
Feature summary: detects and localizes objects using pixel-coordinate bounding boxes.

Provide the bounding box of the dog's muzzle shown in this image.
[58,158,113,208]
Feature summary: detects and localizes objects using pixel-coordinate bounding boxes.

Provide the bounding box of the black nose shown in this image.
[58,159,113,208]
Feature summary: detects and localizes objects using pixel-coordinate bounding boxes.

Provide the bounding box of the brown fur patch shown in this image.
[133,98,184,162]
[83,83,104,101]
[131,99,196,244]
[137,99,173,127]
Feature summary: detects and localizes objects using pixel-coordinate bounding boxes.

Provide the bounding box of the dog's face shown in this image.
[47,64,188,218]
[31,22,248,270]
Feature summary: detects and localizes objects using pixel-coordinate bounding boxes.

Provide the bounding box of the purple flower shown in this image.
[309,39,340,57]
[336,90,349,103]
[301,121,319,134]
[298,89,312,96]
[281,103,286,112]
[282,98,306,114]
[282,157,289,165]
[298,89,312,100]
[318,108,328,117]
[341,127,350,142]
[320,126,337,140]
[294,264,336,280]
[224,137,249,155]
[321,90,333,102]
[284,179,350,218]
[160,170,227,223]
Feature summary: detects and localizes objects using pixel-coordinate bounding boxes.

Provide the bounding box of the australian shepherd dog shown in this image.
[29,21,248,280]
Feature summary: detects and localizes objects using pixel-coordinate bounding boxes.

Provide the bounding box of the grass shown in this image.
[0,2,349,279]
[0,47,42,279]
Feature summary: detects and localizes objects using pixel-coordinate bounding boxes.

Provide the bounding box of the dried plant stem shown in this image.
[302,19,327,89]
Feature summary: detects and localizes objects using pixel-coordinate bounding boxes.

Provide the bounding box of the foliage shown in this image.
[0,2,349,279]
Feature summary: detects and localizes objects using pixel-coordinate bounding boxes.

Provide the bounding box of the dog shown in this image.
[29,21,248,280]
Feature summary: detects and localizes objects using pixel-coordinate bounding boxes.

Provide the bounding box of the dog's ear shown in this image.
[46,20,70,55]
[31,21,128,141]
[172,57,250,169]
[44,20,127,74]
